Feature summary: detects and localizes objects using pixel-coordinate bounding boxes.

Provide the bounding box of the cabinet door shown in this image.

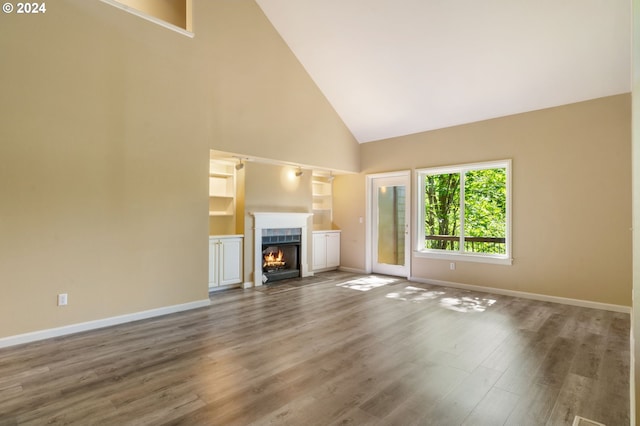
[312,233,327,270]
[209,239,219,288]
[325,233,341,268]
[219,238,242,286]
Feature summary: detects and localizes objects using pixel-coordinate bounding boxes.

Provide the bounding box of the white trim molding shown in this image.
[415,159,512,265]
[410,276,631,314]
[413,250,513,266]
[250,212,314,288]
[0,299,211,349]
[365,170,412,277]
[338,266,368,274]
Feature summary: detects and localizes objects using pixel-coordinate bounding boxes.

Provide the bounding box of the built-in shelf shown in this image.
[209,159,236,218]
[312,173,333,230]
[210,172,234,178]
[209,211,234,217]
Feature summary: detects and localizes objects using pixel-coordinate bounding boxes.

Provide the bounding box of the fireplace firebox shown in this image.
[261,228,301,283]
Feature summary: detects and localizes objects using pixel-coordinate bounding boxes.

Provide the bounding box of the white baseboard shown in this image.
[0,299,211,349]
[630,310,636,426]
[410,276,631,314]
[209,282,245,292]
[339,266,369,274]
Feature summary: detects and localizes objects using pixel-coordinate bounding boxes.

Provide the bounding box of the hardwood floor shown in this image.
[0,272,630,425]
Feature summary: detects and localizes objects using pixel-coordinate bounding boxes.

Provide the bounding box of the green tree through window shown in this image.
[463,168,506,254]
[424,173,460,250]
[420,161,510,259]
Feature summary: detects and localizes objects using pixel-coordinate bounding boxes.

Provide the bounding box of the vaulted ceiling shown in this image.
[255,0,631,143]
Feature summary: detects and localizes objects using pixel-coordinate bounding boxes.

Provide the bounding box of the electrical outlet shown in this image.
[449,262,456,270]
[57,293,68,306]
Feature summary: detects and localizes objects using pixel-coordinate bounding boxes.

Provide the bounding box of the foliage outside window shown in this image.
[416,160,511,264]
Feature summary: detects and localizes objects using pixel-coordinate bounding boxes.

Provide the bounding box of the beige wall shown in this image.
[333,174,367,271]
[0,0,357,340]
[0,2,208,338]
[193,1,360,173]
[0,0,630,350]
[632,0,639,419]
[335,94,632,307]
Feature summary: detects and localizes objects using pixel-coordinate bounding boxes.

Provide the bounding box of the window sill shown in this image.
[414,250,513,266]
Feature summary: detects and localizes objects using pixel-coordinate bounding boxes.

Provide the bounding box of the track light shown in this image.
[234,157,245,170]
[295,167,304,177]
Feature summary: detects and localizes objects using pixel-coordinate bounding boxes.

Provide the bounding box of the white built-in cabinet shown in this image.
[209,235,243,289]
[312,230,341,271]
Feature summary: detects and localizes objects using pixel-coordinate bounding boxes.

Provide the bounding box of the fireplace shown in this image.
[262,228,301,283]
[251,212,313,287]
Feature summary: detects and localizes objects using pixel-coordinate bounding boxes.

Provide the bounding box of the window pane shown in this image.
[464,168,506,254]
[424,173,460,251]
[377,186,406,265]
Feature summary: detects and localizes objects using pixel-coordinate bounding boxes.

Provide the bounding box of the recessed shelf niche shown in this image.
[100,0,193,37]
[312,173,333,230]
[209,158,238,235]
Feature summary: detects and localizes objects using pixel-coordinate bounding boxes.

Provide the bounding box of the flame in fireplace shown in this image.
[264,249,286,269]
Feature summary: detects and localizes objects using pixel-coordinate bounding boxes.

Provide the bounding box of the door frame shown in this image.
[365,170,411,278]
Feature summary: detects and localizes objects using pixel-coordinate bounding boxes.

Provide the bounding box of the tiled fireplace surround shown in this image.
[251,212,313,287]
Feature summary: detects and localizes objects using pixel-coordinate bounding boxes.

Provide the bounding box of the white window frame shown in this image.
[415,159,512,265]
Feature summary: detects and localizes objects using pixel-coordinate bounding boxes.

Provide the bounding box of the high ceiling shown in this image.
[255,0,631,143]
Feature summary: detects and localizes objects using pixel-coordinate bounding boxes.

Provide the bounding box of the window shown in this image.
[416,160,511,265]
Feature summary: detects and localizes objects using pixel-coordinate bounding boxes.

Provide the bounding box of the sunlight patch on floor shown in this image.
[385,285,497,313]
[337,275,399,291]
[440,296,496,313]
[385,286,445,302]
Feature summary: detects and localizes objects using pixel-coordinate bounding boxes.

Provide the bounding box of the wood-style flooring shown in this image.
[0,272,630,425]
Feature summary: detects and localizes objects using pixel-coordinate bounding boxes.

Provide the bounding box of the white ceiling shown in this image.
[255,0,631,143]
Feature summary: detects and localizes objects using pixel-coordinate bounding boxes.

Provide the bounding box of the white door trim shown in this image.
[366,170,411,277]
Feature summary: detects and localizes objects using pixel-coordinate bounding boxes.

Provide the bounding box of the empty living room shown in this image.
[1,0,638,425]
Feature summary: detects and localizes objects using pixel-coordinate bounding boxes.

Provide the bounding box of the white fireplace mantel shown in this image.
[251,212,313,287]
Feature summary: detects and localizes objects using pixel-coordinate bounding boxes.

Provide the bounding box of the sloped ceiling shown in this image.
[255,0,631,143]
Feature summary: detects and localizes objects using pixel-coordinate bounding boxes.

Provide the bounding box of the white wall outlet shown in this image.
[57,293,68,306]
[449,262,456,270]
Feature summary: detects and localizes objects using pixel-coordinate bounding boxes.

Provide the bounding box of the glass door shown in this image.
[370,172,410,277]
